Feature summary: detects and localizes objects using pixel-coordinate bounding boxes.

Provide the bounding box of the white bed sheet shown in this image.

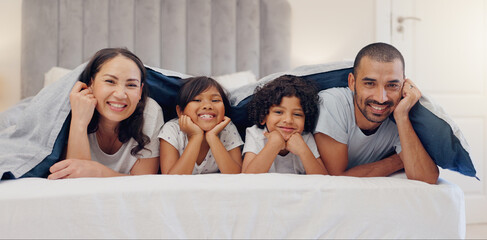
[0,173,465,239]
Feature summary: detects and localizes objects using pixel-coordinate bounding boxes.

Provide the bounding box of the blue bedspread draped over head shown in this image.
[0,64,477,179]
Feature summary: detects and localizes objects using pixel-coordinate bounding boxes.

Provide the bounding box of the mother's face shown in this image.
[89,55,143,125]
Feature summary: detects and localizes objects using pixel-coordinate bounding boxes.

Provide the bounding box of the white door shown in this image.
[379,0,487,224]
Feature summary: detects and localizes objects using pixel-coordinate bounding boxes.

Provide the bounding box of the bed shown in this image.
[0,0,467,238]
[0,173,465,239]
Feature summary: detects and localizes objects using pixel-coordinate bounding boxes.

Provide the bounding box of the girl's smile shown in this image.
[180,86,225,131]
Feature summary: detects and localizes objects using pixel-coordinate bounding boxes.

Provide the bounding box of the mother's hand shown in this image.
[70,81,97,127]
[48,159,112,179]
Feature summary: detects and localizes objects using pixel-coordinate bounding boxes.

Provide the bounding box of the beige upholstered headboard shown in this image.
[21,0,291,98]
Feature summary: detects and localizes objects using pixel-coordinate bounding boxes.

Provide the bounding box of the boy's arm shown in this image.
[242,131,284,173]
[286,133,327,175]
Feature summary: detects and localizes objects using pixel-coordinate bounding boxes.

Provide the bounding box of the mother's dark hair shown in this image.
[78,47,150,156]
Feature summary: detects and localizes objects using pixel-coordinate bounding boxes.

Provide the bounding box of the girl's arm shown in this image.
[242,130,284,173]
[160,115,204,174]
[130,157,160,175]
[66,82,97,160]
[286,133,328,175]
[205,117,242,174]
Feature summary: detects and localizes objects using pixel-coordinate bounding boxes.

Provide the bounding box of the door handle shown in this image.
[396,16,422,33]
[397,16,422,23]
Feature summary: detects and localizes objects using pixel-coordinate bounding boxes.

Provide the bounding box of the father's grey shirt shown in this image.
[314,87,402,169]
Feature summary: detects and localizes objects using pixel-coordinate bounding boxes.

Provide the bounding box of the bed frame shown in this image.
[21,0,290,98]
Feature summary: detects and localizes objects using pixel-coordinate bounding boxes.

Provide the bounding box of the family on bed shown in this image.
[45,42,439,184]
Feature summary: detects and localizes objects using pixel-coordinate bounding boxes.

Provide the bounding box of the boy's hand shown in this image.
[285,132,307,155]
[264,130,286,151]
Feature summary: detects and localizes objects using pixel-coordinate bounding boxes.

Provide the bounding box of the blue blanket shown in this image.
[0,63,477,179]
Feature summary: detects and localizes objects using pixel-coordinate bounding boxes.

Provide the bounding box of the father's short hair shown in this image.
[353,42,405,77]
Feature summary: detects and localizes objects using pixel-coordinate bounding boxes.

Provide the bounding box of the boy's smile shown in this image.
[262,96,305,140]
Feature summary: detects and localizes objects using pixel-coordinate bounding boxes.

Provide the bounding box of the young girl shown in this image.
[159,77,243,174]
[48,48,163,179]
[242,75,328,175]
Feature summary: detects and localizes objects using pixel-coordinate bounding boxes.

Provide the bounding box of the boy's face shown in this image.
[261,96,305,140]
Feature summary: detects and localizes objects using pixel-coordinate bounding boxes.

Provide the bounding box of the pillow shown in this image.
[213,71,257,91]
[44,67,72,87]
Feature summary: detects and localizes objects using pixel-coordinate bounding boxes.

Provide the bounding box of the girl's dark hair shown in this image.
[177,76,230,114]
[78,47,149,156]
[247,75,320,133]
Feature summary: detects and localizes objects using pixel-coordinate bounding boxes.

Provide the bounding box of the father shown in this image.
[314,42,439,184]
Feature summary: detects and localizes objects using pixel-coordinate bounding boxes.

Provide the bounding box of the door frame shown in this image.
[375,0,392,44]
[374,0,487,225]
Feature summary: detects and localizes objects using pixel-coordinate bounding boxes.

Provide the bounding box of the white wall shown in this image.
[288,0,376,68]
[0,0,377,111]
[0,0,21,112]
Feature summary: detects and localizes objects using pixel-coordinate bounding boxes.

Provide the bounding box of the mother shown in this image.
[48,48,163,179]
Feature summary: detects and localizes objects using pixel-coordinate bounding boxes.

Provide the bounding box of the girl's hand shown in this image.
[394,79,421,120]
[69,81,97,127]
[206,116,231,138]
[48,159,107,179]
[263,130,286,151]
[285,132,307,156]
[179,115,204,138]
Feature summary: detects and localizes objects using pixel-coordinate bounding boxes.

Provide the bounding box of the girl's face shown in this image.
[180,86,225,131]
[90,55,143,125]
[262,96,305,139]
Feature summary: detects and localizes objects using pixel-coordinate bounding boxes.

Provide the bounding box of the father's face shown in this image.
[349,56,404,127]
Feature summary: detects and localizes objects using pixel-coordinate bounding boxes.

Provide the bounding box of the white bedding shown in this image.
[0,173,464,239]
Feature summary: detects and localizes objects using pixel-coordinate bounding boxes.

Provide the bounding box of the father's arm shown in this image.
[394,79,439,184]
[315,133,404,177]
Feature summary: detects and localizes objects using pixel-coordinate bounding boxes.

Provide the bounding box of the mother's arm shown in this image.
[66,81,97,160]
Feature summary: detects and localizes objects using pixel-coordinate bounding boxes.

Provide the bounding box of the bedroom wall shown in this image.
[0,0,21,112]
[288,0,376,67]
[0,0,375,112]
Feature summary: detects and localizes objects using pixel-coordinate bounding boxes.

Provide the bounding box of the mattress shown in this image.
[0,173,465,239]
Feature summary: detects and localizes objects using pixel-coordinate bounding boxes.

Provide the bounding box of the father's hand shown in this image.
[394,78,421,119]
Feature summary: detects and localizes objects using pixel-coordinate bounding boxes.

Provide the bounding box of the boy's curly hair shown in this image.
[247,75,320,133]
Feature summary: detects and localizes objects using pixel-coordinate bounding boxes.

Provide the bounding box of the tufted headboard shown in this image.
[21,0,290,98]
